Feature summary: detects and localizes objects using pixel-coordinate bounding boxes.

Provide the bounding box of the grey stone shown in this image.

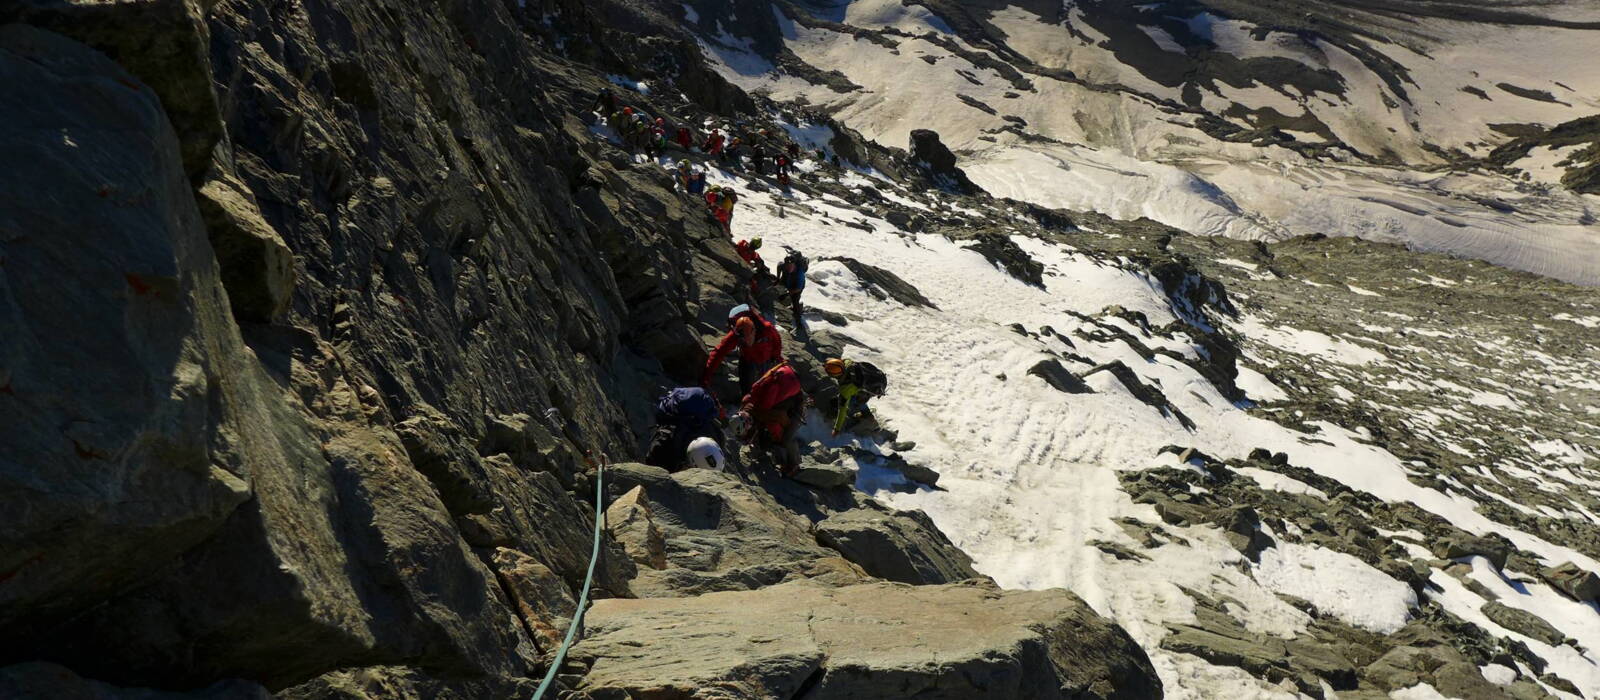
[1481,601,1566,647]
[790,462,854,489]
[882,452,940,486]
[1539,561,1600,601]
[490,548,578,655]
[605,464,871,596]
[823,257,939,308]
[0,22,251,636]
[194,169,295,323]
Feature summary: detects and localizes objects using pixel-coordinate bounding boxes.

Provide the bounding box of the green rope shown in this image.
[532,459,604,700]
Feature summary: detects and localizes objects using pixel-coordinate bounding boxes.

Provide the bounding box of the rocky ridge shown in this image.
[3,0,1599,698]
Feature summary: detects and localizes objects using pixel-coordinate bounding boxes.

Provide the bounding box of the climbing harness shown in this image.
[531,454,607,700]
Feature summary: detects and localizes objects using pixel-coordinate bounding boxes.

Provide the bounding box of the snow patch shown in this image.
[1253,542,1416,634]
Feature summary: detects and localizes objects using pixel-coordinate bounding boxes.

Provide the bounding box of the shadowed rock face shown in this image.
[0,22,258,638]
[0,0,749,690]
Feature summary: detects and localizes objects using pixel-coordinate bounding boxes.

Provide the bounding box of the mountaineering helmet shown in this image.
[750,237,763,250]
[678,159,690,169]
[685,437,725,471]
[825,359,845,376]
[623,106,633,116]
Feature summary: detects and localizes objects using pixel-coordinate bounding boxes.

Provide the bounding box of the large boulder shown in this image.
[572,580,1163,699]
[790,461,854,489]
[604,463,871,596]
[1028,358,1093,394]
[815,504,984,584]
[193,170,295,323]
[605,486,667,569]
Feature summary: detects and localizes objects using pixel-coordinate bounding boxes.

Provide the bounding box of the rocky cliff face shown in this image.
[0,0,1162,697]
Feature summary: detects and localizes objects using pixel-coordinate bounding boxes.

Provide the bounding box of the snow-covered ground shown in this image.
[690,157,1600,696]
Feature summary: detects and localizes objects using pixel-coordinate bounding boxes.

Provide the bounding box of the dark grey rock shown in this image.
[1028,358,1094,394]
[791,462,854,489]
[815,504,982,584]
[1480,601,1566,647]
[825,256,939,309]
[1433,534,1514,570]
[964,232,1045,287]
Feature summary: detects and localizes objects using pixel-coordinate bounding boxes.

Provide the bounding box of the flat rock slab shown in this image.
[572,580,1161,699]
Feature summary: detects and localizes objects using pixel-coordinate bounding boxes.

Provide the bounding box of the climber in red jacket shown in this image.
[733,237,773,301]
[702,311,783,396]
[734,361,806,476]
[734,237,764,268]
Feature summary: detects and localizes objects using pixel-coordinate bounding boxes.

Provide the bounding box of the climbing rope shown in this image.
[531,455,606,700]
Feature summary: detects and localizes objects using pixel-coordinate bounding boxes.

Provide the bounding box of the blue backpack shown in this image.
[658,387,718,426]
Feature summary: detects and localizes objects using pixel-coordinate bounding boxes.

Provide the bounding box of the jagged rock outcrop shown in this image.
[964,232,1045,287]
[1,0,738,689]
[907,128,980,195]
[571,580,1163,699]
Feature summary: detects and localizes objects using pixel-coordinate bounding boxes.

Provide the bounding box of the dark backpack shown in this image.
[658,387,719,426]
[853,362,887,396]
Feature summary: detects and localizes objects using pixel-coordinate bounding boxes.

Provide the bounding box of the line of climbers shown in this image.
[590,86,889,479]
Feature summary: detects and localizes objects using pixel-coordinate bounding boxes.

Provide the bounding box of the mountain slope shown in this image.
[678,0,1600,284]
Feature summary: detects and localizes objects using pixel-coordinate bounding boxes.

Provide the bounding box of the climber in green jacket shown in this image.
[824,358,887,436]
